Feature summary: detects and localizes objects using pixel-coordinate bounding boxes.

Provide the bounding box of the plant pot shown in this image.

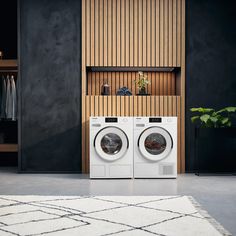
[194,127,236,175]
[138,87,146,95]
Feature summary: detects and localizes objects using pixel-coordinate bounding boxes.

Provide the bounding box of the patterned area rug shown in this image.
[0,196,231,236]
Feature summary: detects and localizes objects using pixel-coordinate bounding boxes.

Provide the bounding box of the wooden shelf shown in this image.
[87,66,179,73]
[0,59,18,72]
[0,144,18,153]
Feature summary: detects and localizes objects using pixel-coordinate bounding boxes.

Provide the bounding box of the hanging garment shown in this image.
[5,75,17,120]
[0,76,7,119]
[6,76,13,119]
[11,76,17,121]
[0,76,1,115]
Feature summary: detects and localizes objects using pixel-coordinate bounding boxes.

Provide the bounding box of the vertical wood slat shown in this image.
[120,0,125,66]
[146,96,151,116]
[94,96,99,116]
[138,0,143,66]
[85,96,90,173]
[130,0,134,66]
[108,96,112,115]
[181,0,186,173]
[91,73,95,95]
[156,96,160,115]
[159,72,163,95]
[129,96,134,116]
[177,0,181,66]
[86,0,91,66]
[142,96,147,116]
[160,0,164,66]
[104,96,108,116]
[159,96,164,116]
[163,96,168,116]
[112,96,117,116]
[91,0,95,65]
[173,0,177,66]
[117,0,121,66]
[112,0,117,66]
[168,0,173,66]
[156,0,160,66]
[104,0,108,66]
[82,97,86,173]
[99,0,104,65]
[133,96,138,116]
[95,0,99,66]
[125,0,130,66]
[168,96,173,116]
[143,0,147,67]
[147,0,151,67]
[164,0,168,66]
[107,0,112,66]
[116,96,121,116]
[99,96,103,116]
[134,0,138,66]
[127,72,132,94]
[151,0,155,66]
[177,96,181,173]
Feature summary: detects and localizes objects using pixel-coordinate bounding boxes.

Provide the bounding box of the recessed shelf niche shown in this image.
[86,67,181,96]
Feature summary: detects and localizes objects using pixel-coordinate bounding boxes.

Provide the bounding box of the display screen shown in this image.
[149,117,162,123]
[105,117,118,123]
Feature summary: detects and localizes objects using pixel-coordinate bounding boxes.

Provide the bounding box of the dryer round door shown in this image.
[138,127,173,162]
[94,127,129,161]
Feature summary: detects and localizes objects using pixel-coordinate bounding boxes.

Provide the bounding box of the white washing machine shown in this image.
[90,117,133,178]
[134,117,177,178]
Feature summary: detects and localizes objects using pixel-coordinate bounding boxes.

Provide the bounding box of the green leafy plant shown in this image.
[134,71,150,90]
[190,107,236,128]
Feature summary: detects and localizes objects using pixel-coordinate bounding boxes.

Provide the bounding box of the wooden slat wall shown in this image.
[82,0,183,70]
[87,71,176,96]
[83,96,181,173]
[81,0,185,174]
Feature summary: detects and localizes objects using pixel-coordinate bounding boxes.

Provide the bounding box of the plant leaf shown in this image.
[190,107,214,113]
[221,117,229,124]
[191,116,200,123]
[216,107,236,114]
[216,109,225,114]
[200,114,210,123]
[211,111,217,116]
[224,107,236,113]
[210,116,218,123]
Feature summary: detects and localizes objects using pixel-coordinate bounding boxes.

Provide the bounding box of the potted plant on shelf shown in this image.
[190,106,236,175]
[134,71,150,95]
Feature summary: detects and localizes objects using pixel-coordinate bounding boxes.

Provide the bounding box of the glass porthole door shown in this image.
[94,127,129,161]
[138,127,173,161]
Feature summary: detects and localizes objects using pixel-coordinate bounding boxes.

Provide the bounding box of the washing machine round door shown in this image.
[138,127,173,162]
[94,127,129,161]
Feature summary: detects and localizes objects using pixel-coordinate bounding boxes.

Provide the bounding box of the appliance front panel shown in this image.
[138,127,173,162]
[94,127,129,162]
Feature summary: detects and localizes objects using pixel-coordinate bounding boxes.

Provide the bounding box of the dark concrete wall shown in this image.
[19,0,81,172]
[186,0,236,171]
[0,1,17,59]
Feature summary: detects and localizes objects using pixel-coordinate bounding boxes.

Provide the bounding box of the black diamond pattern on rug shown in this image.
[0,196,231,236]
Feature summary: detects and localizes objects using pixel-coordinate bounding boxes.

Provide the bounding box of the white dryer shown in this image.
[90,117,133,178]
[134,117,177,178]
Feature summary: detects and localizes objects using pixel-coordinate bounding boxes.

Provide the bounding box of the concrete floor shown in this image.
[0,168,236,235]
